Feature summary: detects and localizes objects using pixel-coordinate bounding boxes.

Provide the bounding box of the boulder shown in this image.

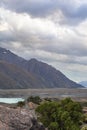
[0,105,33,130]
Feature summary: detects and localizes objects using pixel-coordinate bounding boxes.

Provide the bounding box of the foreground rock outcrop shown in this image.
[0,105,45,130]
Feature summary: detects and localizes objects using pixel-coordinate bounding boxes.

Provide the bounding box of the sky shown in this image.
[0,0,87,82]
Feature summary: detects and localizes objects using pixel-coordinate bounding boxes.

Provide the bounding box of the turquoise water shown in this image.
[0,98,24,104]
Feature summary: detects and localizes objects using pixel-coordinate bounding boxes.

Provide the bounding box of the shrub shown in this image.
[17,101,25,107]
[36,98,83,130]
[27,96,42,104]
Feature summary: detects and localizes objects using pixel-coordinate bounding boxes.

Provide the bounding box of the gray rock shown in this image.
[0,105,34,130]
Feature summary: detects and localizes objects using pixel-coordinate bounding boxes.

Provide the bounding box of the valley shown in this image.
[0,88,87,101]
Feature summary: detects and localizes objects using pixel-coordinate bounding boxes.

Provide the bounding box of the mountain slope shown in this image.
[0,61,45,89]
[26,59,83,88]
[0,47,83,89]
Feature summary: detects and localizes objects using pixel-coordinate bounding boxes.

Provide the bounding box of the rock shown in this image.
[0,105,45,130]
[0,105,34,130]
[28,102,37,110]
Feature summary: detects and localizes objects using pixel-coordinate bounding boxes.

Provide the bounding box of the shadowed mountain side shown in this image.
[0,61,46,89]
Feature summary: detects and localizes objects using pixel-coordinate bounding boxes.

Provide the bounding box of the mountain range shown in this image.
[0,47,83,89]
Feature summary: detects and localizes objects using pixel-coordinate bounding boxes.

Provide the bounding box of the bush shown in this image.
[36,98,83,130]
[48,122,59,130]
[80,102,87,107]
[44,97,52,102]
[17,101,25,107]
[27,96,42,104]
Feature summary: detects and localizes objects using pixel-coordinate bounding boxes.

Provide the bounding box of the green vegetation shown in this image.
[80,102,87,107]
[83,114,87,123]
[27,96,42,104]
[44,97,52,102]
[36,98,83,130]
[81,125,87,130]
[17,101,25,107]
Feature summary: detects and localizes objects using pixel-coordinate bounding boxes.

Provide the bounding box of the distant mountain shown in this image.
[79,81,87,87]
[0,47,83,89]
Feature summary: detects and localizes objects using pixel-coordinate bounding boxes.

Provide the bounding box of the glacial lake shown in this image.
[0,98,24,104]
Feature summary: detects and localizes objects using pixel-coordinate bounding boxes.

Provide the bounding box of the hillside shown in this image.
[0,47,83,89]
[0,61,45,89]
[26,58,83,88]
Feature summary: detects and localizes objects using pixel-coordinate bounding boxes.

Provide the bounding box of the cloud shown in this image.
[1,0,87,25]
[0,7,57,43]
[1,0,58,17]
[0,7,87,58]
[0,1,87,82]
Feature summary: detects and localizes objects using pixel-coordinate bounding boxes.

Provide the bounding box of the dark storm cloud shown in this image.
[1,0,87,24]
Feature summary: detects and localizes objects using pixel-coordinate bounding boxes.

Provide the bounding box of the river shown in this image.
[0,98,24,104]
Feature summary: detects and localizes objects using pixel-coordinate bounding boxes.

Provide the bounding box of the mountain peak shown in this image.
[0,47,26,67]
[0,47,9,53]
